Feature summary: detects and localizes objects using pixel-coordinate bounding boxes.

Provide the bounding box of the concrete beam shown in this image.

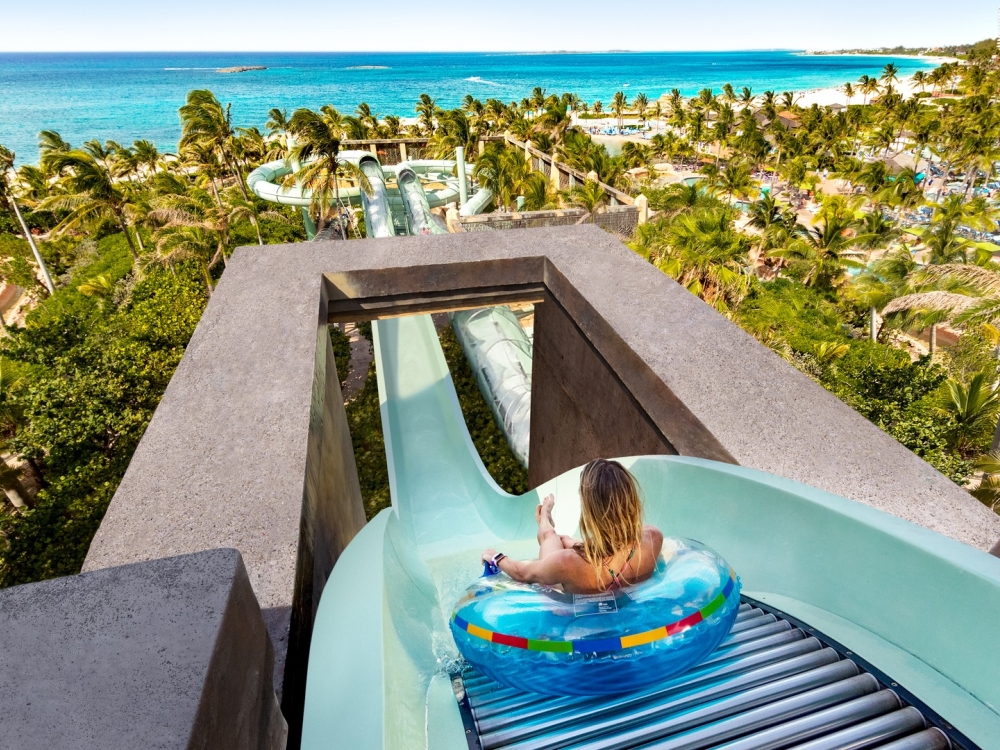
[0,549,286,750]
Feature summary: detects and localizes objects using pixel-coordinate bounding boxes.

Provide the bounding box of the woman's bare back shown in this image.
[559,525,664,594]
[483,493,664,594]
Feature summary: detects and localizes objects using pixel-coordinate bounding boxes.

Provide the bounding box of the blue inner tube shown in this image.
[450,538,741,695]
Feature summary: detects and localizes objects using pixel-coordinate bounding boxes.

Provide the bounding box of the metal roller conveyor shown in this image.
[456,603,968,750]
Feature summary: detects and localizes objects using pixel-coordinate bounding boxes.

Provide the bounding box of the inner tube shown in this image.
[450,538,741,695]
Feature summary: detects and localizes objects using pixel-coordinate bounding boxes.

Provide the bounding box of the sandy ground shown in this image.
[795,61,957,107]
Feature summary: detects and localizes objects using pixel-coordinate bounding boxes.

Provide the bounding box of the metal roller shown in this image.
[728,613,777,634]
[478,647,839,746]
[628,674,881,750]
[473,638,824,731]
[709,690,904,750]
[496,661,863,750]
[872,728,951,750]
[783,706,926,750]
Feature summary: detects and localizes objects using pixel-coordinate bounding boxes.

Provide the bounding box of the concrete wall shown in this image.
[528,268,738,486]
[0,549,286,750]
[284,323,367,746]
[529,297,677,485]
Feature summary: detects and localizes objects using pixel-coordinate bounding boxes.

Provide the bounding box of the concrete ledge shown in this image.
[0,549,286,750]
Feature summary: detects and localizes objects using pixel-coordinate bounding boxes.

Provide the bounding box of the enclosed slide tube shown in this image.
[449,306,532,466]
[396,164,448,235]
[355,154,396,238]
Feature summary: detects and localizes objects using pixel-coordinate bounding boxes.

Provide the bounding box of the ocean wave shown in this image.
[345,65,390,70]
[163,67,217,71]
[465,76,501,86]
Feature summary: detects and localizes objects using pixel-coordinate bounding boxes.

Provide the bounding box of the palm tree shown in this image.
[286,108,369,235]
[0,146,55,294]
[858,75,878,106]
[937,371,1000,456]
[564,180,607,213]
[972,450,1000,510]
[179,89,249,199]
[747,192,801,262]
[645,182,710,217]
[696,88,716,112]
[319,106,346,138]
[415,94,438,135]
[912,70,928,95]
[633,93,649,129]
[132,139,162,178]
[654,208,752,313]
[472,144,529,211]
[428,109,477,158]
[611,91,629,133]
[770,214,867,288]
[717,161,758,207]
[843,82,855,108]
[881,63,900,94]
[921,195,998,265]
[37,130,71,176]
[38,149,143,261]
[355,102,379,136]
[739,87,755,111]
[650,101,663,133]
[530,87,547,114]
[147,224,217,296]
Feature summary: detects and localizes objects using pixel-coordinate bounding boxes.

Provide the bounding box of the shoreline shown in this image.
[794,71,937,108]
[795,52,959,64]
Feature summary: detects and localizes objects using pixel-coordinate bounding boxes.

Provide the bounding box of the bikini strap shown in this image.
[605,546,637,590]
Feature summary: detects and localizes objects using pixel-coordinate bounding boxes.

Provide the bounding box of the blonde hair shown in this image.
[578,459,644,584]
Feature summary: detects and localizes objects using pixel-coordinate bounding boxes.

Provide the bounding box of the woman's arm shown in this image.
[482,548,577,586]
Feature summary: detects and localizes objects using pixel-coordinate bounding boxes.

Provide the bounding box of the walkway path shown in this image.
[341,322,372,403]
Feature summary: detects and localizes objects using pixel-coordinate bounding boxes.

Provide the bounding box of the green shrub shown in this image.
[0,259,207,586]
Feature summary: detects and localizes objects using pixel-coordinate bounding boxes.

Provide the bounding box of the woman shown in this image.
[482,459,664,594]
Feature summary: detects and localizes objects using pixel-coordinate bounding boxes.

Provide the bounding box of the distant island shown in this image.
[804,38,994,58]
[217,66,267,74]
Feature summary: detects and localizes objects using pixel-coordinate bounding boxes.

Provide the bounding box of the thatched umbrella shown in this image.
[882,291,978,356]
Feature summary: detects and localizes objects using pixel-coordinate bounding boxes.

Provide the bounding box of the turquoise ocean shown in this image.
[0,51,936,162]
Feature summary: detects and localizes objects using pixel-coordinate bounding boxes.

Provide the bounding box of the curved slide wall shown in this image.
[300,313,1000,750]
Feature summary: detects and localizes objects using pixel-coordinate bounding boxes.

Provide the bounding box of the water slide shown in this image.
[397,164,449,235]
[449,307,532,466]
[300,313,1000,750]
[356,154,396,238]
[246,150,492,238]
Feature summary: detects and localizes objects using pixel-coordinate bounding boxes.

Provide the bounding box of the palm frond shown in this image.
[882,291,978,316]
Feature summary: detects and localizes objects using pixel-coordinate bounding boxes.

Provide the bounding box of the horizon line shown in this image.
[0,47,957,55]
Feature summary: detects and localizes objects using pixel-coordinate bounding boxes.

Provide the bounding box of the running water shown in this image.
[424,538,540,670]
[0,50,935,160]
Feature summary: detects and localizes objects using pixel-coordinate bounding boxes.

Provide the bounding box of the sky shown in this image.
[0,0,996,52]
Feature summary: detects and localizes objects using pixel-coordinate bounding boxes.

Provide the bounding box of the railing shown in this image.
[340,138,431,165]
[501,134,635,206]
[460,208,589,231]
[458,204,639,239]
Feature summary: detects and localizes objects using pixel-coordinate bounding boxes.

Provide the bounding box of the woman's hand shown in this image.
[482,548,498,564]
